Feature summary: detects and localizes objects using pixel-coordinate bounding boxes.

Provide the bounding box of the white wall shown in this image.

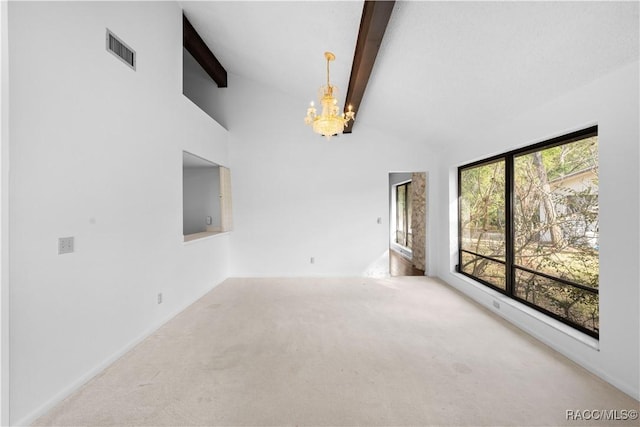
[183,166,221,235]
[223,74,439,278]
[436,60,640,400]
[389,172,412,186]
[0,1,10,424]
[8,1,230,424]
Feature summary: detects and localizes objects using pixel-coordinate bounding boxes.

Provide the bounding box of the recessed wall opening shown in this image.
[182,151,232,242]
[182,14,228,128]
[182,48,226,127]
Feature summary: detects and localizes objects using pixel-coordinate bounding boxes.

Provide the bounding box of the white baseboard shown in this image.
[439,271,640,402]
[13,280,226,427]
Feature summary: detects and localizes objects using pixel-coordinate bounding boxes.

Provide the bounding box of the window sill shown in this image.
[183,231,229,244]
[390,242,412,259]
[453,272,600,351]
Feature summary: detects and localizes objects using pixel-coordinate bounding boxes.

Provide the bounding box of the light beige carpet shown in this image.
[34,277,638,426]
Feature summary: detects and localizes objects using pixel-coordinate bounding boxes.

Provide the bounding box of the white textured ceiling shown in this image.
[181,1,639,147]
[181,1,362,101]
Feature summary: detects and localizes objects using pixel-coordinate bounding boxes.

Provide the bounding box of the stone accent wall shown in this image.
[410,172,427,271]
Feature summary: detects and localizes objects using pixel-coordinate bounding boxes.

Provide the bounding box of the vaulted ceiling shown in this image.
[180,1,639,148]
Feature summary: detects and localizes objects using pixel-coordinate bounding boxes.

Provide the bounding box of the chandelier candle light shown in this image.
[304,52,355,139]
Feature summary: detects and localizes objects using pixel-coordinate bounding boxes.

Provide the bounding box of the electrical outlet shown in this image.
[58,237,74,255]
[157,293,163,304]
[206,216,212,225]
[493,300,500,310]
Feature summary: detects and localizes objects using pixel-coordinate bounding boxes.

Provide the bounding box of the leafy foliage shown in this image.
[460,136,599,334]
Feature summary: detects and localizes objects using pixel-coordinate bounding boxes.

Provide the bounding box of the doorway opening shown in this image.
[389,172,426,276]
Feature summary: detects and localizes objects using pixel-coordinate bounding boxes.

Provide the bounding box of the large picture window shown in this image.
[458,127,599,338]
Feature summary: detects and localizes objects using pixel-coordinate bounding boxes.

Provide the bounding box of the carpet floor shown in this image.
[33,277,638,426]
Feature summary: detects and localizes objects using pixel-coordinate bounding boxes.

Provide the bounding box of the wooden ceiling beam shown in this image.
[344,1,395,134]
[183,14,228,88]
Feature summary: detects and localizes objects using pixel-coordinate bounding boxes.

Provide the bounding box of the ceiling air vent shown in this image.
[106,29,136,70]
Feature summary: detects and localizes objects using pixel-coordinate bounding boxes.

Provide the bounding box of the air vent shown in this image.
[106,29,136,70]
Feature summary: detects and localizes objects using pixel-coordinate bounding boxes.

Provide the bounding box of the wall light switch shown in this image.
[206,216,212,225]
[58,237,74,255]
[377,217,382,224]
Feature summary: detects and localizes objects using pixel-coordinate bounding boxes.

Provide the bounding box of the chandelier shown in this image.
[304,52,355,139]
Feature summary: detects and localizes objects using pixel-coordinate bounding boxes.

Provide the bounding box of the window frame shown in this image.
[457,126,599,338]
[395,181,412,248]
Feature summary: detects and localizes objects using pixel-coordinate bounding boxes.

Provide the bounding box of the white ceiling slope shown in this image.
[181,1,362,100]
[181,1,639,147]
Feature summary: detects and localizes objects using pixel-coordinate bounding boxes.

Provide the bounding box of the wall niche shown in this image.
[183,151,232,242]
